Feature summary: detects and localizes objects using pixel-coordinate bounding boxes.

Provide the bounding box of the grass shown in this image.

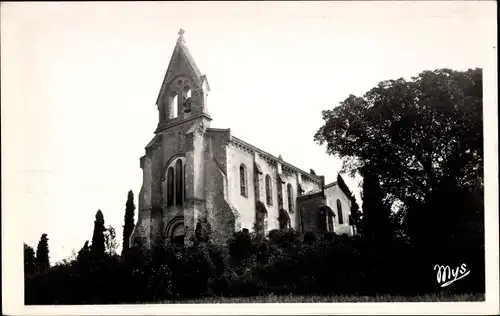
[157,292,485,304]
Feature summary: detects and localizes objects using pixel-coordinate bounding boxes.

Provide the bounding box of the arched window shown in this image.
[167,167,174,206]
[175,159,183,205]
[265,175,272,206]
[171,94,178,118]
[337,199,344,224]
[164,157,186,207]
[240,164,247,197]
[287,184,293,212]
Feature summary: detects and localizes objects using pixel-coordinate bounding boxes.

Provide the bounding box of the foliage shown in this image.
[24,243,37,277]
[349,198,361,232]
[91,210,106,262]
[77,241,91,262]
[360,165,392,244]
[194,217,212,244]
[24,227,484,304]
[104,225,119,256]
[122,190,136,255]
[314,68,483,250]
[35,234,50,272]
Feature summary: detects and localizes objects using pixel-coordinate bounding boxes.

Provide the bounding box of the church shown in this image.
[130,30,356,250]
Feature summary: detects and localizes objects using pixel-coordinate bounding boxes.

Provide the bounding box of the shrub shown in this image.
[25,230,484,304]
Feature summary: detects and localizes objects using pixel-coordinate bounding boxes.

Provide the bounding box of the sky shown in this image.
[1,1,494,264]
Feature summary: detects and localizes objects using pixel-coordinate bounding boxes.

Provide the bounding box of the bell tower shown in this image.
[155,29,211,132]
[131,29,214,251]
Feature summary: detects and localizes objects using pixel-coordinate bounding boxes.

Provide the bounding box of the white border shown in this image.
[1,1,498,315]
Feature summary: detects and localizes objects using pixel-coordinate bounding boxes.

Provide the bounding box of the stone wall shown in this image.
[159,121,192,246]
[205,129,238,244]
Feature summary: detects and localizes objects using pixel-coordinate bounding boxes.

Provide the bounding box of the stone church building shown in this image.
[130,30,356,250]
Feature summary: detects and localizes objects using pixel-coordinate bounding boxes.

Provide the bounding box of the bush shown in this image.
[25,229,484,304]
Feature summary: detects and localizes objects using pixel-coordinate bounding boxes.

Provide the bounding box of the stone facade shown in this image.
[130,30,356,250]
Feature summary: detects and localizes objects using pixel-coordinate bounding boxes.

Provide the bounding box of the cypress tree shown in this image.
[350,198,362,234]
[360,165,392,245]
[35,234,50,272]
[91,210,106,261]
[122,190,136,255]
[24,243,37,276]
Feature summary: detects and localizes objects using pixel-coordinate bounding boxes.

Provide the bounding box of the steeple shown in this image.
[155,29,211,127]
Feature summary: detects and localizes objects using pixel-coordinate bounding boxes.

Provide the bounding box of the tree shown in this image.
[349,197,362,234]
[314,68,483,249]
[35,234,50,272]
[76,240,91,267]
[104,225,119,256]
[122,190,136,255]
[24,243,37,276]
[360,165,392,244]
[77,241,90,259]
[91,210,106,261]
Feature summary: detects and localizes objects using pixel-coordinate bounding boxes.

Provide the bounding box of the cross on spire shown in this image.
[177,28,185,42]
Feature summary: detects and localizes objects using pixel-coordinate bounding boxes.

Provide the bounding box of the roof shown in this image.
[320,206,335,216]
[155,30,207,106]
[176,37,202,78]
[325,181,337,189]
[324,175,354,200]
[230,135,323,184]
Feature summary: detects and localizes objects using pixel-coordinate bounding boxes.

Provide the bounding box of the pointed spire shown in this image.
[155,28,210,110]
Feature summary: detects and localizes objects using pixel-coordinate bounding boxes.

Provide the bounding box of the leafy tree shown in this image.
[122,190,136,255]
[91,210,106,261]
[24,243,37,276]
[314,68,483,249]
[35,234,50,272]
[105,225,119,256]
